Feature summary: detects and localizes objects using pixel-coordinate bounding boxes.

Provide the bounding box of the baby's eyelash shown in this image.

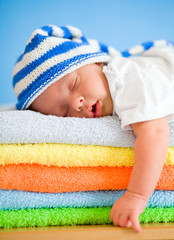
[65,107,69,117]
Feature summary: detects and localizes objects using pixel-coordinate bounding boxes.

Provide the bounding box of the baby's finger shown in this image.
[111,212,120,226]
[110,208,114,221]
[118,214,129,227]
[126,220,132,228]
[130,213,141,233]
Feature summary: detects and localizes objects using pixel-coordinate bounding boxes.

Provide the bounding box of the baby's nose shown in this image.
[71,96,84,112]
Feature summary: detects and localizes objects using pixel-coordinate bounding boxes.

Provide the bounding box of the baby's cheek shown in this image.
[68,109,84,118]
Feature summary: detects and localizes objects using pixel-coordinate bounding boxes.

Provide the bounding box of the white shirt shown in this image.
[103,46,174,130]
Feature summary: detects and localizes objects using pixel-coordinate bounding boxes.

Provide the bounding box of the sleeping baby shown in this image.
[12,25,174,232]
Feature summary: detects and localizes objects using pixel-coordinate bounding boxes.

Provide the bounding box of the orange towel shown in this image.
[0,164,173,192]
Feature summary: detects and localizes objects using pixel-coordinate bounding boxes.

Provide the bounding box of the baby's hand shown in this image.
[110,190,147,232]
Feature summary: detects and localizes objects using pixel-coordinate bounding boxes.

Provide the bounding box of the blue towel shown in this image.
[0,189,173,210]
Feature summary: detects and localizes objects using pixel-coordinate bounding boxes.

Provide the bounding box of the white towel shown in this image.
[1,105,174,146]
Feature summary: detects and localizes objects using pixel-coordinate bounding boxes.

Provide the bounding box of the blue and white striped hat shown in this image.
[13,25,119,110]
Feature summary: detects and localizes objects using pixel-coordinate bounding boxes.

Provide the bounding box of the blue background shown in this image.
[0,0,174,105]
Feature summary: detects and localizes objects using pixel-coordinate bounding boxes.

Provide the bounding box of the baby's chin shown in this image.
[101,112,113,117]
[101,106,113,117]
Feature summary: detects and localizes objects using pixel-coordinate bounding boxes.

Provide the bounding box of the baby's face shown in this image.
[30,63,113,118]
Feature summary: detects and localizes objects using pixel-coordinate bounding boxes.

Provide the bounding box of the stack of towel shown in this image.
[0,109,174,228]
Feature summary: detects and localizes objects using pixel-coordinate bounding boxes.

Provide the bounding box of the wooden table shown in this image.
[0,223,174,240]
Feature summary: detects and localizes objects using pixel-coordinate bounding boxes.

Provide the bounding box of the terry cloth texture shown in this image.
[0,207,174,228]
[1,110,174,147]
[0,143,174,167]
[1,190,174,210]
[1,106,174,228]
[0,165,173,192]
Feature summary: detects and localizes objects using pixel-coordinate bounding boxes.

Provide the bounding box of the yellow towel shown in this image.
[0,143,174,167]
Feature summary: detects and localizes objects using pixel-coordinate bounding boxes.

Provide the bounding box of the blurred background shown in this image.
[0,0,174,106]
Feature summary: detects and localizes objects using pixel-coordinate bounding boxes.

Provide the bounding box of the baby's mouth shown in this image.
[91,101,101,117]
[91,103,96,113]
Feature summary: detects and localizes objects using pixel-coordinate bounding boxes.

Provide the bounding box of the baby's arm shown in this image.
[110,117,169,232]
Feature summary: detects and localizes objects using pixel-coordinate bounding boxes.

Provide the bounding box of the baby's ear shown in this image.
[96,62,104,68]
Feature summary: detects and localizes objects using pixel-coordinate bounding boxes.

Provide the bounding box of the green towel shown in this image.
[0,207,174,228]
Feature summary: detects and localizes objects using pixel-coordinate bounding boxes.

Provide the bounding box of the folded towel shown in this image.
[1,189,173,210]
[0,164,173,192]
[0,207,174,228]
[0,144,174,167]
[1,110,174,147]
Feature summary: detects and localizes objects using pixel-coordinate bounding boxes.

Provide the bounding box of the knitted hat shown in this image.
[13,25,119,110]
